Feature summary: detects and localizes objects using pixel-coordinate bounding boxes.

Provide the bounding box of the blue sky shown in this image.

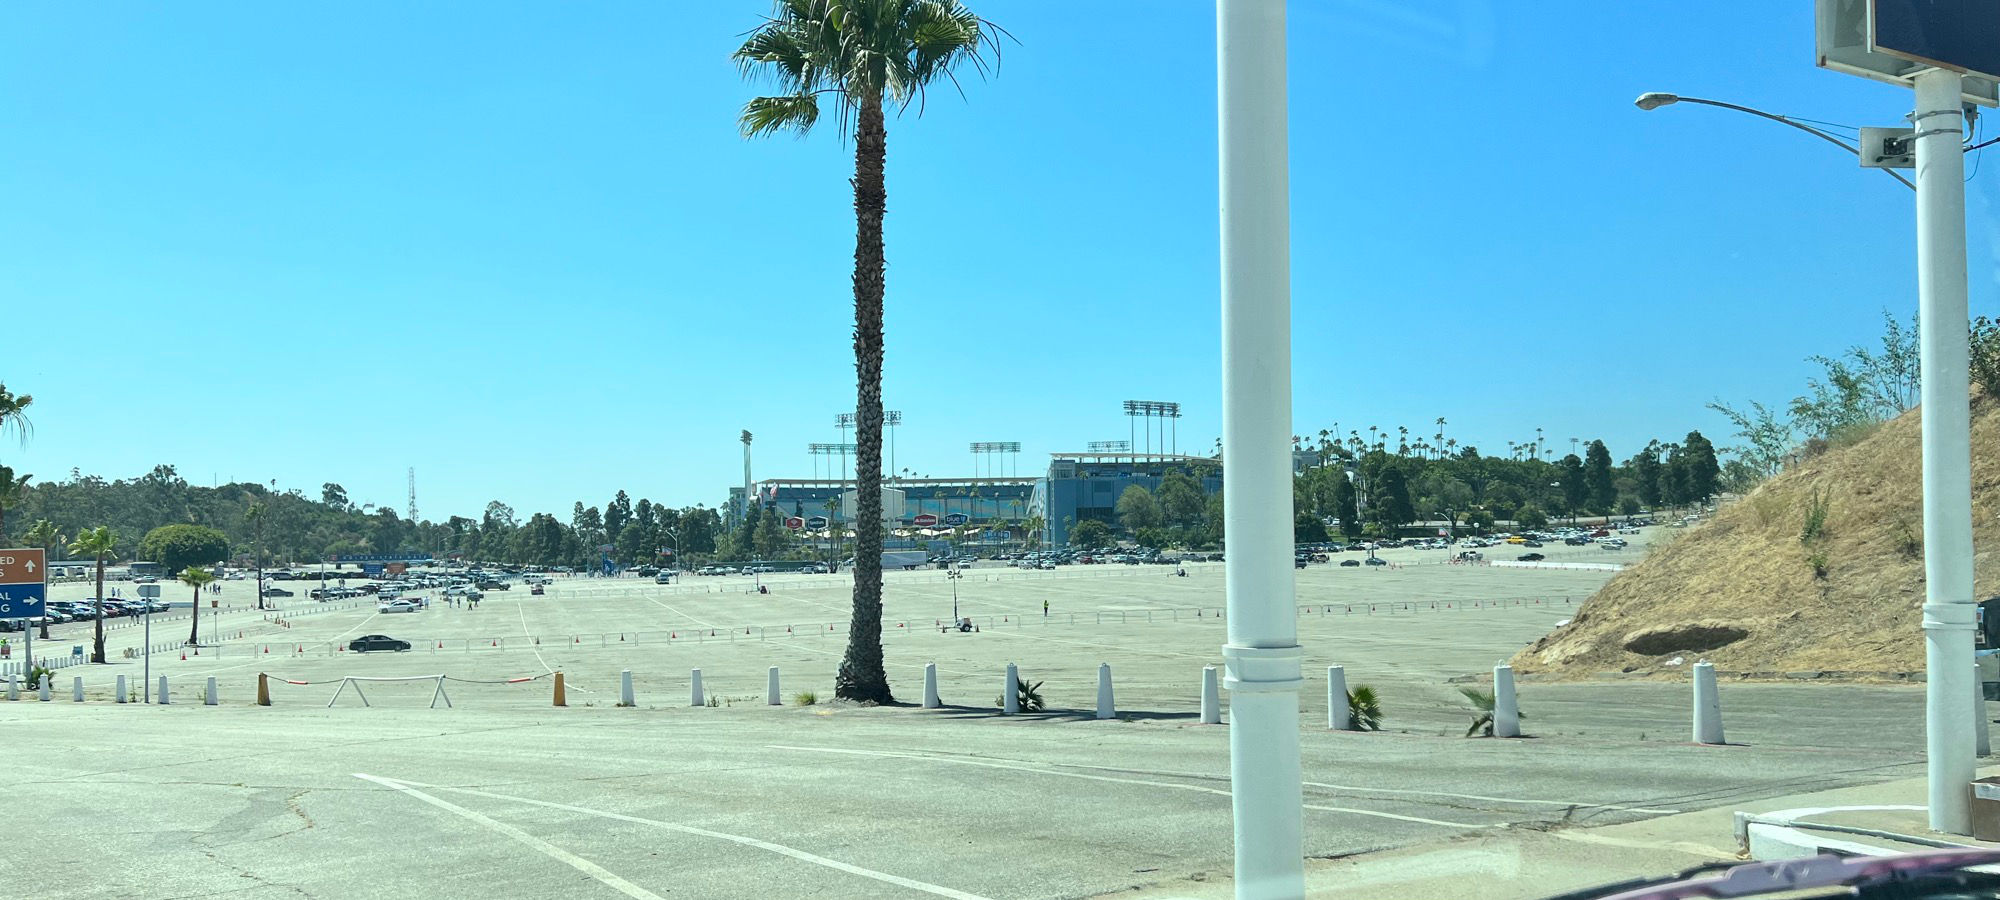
[3,1,1994,520]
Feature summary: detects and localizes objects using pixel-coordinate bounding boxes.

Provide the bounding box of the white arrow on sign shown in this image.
[23,560,33,574]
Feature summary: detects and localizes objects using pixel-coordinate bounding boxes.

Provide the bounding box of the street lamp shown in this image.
[946,564,963,622]
[1634,92,1915,190]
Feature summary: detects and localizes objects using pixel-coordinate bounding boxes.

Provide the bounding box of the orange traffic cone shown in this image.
[180,652,186,661]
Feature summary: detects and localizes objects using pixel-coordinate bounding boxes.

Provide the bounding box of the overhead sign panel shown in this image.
[1872,0,2000,81]
[1818,0,2000,104]
[0,548,47,619]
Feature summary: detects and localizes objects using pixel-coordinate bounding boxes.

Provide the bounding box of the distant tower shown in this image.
[407,467,418,522]
[741,430,755,522]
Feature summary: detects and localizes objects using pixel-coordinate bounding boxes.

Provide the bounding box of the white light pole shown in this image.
[1913,67,1977,836]
[1217,1,1305,896]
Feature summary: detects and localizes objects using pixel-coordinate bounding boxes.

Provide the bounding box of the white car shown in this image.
[378,599,421,613]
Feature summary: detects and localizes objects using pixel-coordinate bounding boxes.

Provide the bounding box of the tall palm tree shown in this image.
[736,0,1004,702]
[68,526,116,663]
[0,465,28,542]
[181,565,216,646]
[1435,417,1447,460]
[0,382,31,447]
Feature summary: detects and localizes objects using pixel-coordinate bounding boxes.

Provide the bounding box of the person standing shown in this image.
[1043,598,1049,618]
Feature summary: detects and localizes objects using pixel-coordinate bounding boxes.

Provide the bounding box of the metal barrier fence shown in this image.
[183,595,1578,659]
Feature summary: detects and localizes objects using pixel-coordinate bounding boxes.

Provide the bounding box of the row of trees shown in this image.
[1093,431,1722,547]
[1708,310,2000,491]
[0,468,746,574]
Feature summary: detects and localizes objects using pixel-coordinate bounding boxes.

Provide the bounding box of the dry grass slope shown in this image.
[1515,391,1999,678]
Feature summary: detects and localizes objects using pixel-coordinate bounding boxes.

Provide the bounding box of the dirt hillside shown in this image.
[1514,392,2000,678]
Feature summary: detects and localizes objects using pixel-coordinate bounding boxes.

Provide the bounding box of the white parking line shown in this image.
[766,745,1488,830]
[361,774,997,900]
[645,598,721,630]
[353,774,667,900]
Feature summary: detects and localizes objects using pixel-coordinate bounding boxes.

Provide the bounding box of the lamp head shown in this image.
[1635,92,1679,111]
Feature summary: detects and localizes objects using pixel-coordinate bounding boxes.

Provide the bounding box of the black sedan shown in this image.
[1517,552,1546,562]
[1338,559,1361,567]
[349,634,411,653]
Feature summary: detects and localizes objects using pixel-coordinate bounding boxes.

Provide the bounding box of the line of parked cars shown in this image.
[0,598,170,632]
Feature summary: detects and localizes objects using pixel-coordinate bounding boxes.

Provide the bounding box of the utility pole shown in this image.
[1913,67,1977,835]
[1217,1,1304,896]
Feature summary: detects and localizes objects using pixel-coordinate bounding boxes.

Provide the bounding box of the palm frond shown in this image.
[739,94,822,138]
[1345,684,1383,732]
[1456,686,1495,711]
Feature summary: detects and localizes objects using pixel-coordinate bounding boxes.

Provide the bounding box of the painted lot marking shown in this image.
[357,774,996,900]
[645,597,721,630]
[353,773,667,900]
[767,745,1488,830]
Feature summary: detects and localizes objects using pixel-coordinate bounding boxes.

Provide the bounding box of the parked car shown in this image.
[530,584,545,595]
[348,634,411,652]
[262,586,294,597]
[1363,557,1388,566]
[377,599,420,614]
[1517,552,1546,562]
[475,579,510,591]
[1339,559,1361,567]
[654,572,674,584]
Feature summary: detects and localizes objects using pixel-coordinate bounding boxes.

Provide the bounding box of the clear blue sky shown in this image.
[3,1,1995,521]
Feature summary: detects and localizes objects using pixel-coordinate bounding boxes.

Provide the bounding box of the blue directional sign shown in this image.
[334,553,434,564]
[0,584,46,619]
[0,548,47,620]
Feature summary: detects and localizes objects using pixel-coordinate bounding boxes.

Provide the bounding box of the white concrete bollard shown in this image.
[1096,663,1115,720]
[619,669,635,708]
[1199,665,1221,725]
[767,666,781,706]
[1977,664,1991,757]
[690,668,704,707]
[72,676,83,702]
[1692,661,1723,745]
[1493,665,1519,738]
[5,673,15,701]
[158,675,170,705]
[39,675,52,702]
[922,663,940,709]
[205,676,218,706]
[1327,665,1350,731]
[116,674,127,703]
[1003,663,1019,714]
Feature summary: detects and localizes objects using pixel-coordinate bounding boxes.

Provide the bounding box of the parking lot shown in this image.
[2,528,1953,899]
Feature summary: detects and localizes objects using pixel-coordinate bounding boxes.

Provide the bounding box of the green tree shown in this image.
[1069,518,1111,549]
[68,526,116,663]
[0,465,27,541]
[736,0,1005,704]
[1294,510,1329,543]
[320,483,350,511]
[1705,400,1793,482]
[0,382,31,447]
[139,524,230,580]
[1156,471,1206,529]
[1331,474,1361,538]
[1553,454,1587,521]
[180,565,216,646]
[1415,472,1473,535]
[753,507,787,558]
[1515,504,1549,530]
[1631,442,1663,508]
[1681,431,1721,502]
[1583,440,1615,514]
[1116,485,1162,533]
[1368,466,1414,532]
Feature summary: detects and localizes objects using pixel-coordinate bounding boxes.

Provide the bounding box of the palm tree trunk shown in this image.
[188,583,200,646]
[91,554,105,663]
[835,93,893,704]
